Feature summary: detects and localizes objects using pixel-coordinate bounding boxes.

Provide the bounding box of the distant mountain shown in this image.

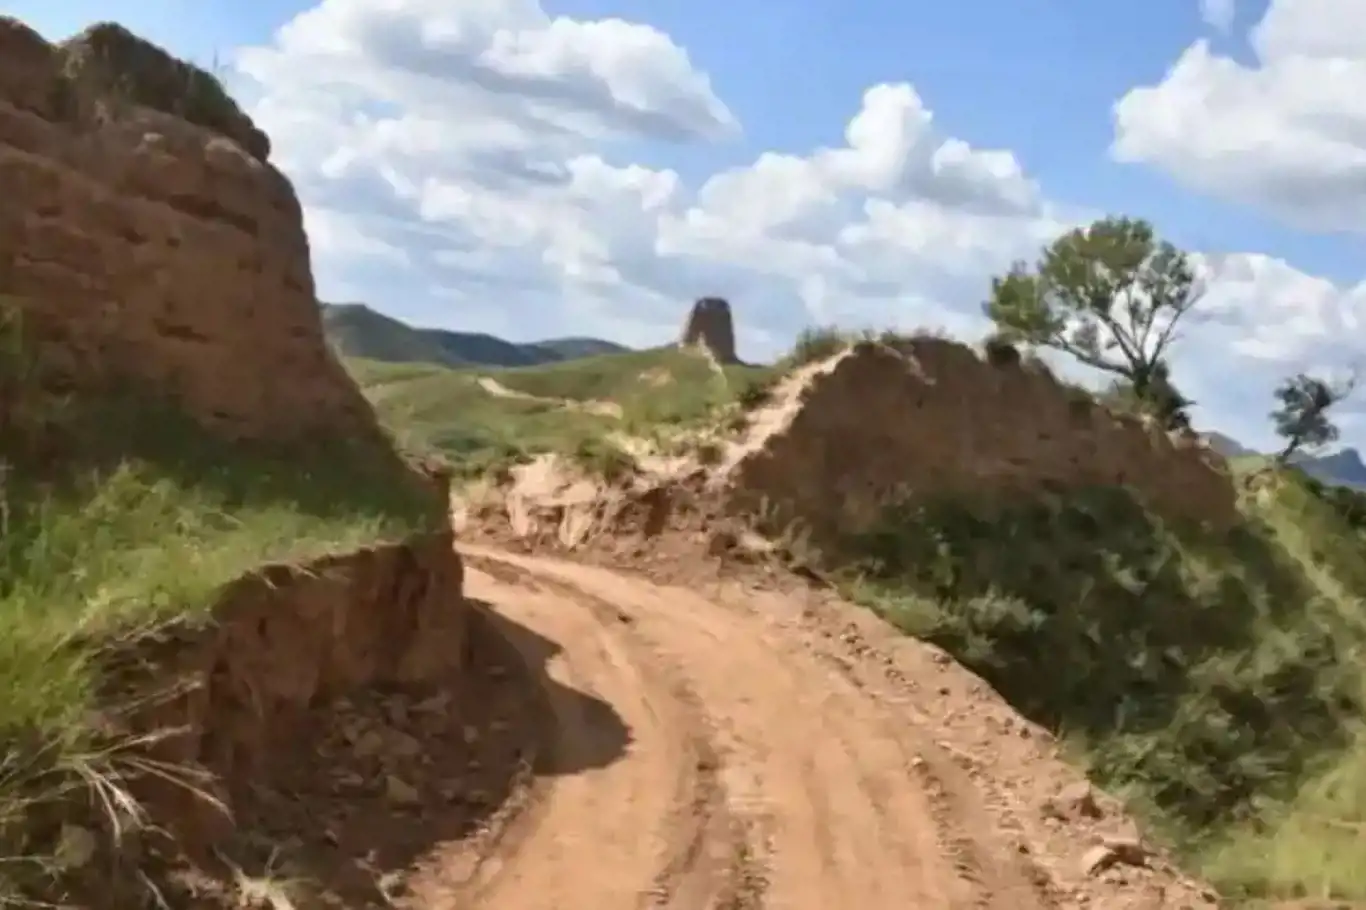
[1203,431,1366,491]
[321,303,631,368]
[1296,448,1366,490]
[1203,432,1256,458]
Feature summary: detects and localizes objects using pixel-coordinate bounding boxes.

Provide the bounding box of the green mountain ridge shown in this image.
[321,302,630,368]
[1203,431,1366,490]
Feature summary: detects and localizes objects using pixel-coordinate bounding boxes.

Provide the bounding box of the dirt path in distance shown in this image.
[477,376,624,419]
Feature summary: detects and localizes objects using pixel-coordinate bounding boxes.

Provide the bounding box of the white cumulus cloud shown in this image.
[1199,0,1237,33]
[1114,0,1366,233]
[230,0,1366,450]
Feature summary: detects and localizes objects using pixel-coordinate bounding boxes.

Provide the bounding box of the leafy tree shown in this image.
[985,216,1203,407]
[1272,372,1357,464]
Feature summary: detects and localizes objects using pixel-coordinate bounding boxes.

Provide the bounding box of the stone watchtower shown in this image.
[678,297,738,364]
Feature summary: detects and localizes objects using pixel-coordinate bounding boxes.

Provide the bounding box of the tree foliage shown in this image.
[984,216,1203,407]
[1272,372,1356,463]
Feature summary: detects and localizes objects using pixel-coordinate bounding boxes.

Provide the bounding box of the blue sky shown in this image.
[12,0,1366,449]
[16,0,1354,279]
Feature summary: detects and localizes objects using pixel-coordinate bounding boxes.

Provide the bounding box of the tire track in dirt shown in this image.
[757,605,1062,909]
[473,557,761,910]
[461,545,1061,910]
[441,556,751,910]
[741,580,1219,910]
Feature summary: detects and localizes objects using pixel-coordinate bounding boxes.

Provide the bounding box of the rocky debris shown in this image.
[1043,780,1105,821]
[0,16,380,443]
[680,296,739,364]
[1081,831,1151,876]
[202,641,539,910]
[98,535,470,863]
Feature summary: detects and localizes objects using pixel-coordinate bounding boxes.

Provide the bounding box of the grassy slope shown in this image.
[834,466,1366,902]
[345,348,773,475]
[354,332,1366,903]
[0,335,441,896]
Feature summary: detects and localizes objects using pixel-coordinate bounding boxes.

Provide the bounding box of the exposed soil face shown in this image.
[165,600,543,909]
[0,16,379,444]
[73,536,470,899]
[720,339,1239,546]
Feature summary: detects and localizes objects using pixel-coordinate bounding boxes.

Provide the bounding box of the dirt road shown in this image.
[412,545,1213,910]
[476,376,624,418]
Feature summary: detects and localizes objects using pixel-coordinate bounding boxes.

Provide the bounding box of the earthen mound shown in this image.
[53,21,269,160]
[718,336,1239,552]
[679,296,739,364]
[0,17,495,908]
[1,16,373,443]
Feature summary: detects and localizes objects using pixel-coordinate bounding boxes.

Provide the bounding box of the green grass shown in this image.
[489,347,773,426]
[827,467,1366,903]
[348,360,622,477]
[345,348,775,477]
[0,377,441,898]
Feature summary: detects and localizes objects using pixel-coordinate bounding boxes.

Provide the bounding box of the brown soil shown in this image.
[438,545,1219,909]
[182,533,1219,910]
[414,333,1257,908]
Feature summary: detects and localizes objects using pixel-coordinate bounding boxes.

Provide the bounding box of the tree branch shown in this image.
[1045,330,1130,376]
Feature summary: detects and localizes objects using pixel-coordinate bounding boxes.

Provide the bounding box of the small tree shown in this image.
[985,216,1203,406]
[1272,371,1357,464]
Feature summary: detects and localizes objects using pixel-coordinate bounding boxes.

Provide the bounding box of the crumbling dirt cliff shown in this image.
[120,537,468,855]
[722,337,1239,550]
[0,18,376,442]
[0,18,474,896]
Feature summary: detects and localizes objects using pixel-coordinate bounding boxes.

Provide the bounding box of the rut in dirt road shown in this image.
[413,545,1086,910]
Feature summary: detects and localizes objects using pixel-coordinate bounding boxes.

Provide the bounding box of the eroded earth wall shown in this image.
[0,18,376,442]
[727,338,1239,549]
[0,17,472,863]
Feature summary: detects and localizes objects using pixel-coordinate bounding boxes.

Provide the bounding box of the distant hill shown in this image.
[1204,431,1366,490]
[1203,432,1256,459]
[321,302,630,368]
[1296,447,1366,490]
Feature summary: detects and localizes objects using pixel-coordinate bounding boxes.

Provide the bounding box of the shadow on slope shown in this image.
[217,597,630,910]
